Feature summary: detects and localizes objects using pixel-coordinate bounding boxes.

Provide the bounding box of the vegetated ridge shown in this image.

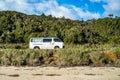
[0,11,120,45]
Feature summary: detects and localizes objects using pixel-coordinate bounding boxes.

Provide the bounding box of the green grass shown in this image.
[0,44,120,67]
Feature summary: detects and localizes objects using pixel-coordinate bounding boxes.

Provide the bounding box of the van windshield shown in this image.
[54,38,62,42]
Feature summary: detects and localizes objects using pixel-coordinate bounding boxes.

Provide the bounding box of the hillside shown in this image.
[0,11,120,44]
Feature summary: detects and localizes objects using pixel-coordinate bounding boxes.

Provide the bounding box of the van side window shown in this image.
[54,38,62,42]
[31,39,33,42]
[31,38,42,42]
[43,39,52,42]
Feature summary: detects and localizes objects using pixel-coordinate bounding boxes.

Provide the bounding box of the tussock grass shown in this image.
[0,44,120,67]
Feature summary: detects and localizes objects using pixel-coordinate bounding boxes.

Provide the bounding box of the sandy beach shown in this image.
[0,66,120,80]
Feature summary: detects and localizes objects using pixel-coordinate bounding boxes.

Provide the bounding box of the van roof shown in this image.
[30,37,59,39]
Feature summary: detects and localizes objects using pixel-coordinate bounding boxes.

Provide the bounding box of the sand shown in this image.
[0,66,120,80]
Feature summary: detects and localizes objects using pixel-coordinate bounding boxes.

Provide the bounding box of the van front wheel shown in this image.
[34,46,40,49]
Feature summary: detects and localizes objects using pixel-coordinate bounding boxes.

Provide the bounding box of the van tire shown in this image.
[54,46,59,49]
[34,46,40,49]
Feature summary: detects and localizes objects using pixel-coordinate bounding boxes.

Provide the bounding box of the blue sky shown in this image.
[0,0,120,20]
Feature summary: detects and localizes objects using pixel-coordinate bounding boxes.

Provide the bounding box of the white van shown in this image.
[29,38,64,49]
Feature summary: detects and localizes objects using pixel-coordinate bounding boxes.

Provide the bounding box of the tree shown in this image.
[108,14,113,18]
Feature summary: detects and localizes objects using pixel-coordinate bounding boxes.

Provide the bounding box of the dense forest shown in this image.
[0,11,120,45]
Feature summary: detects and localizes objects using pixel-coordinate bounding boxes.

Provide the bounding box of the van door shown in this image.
[29,38,42,49]
[42,39,53,49]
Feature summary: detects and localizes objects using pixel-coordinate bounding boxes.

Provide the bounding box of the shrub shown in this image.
[105,52,117,62]
[89,52,105,66]
[56,49,90,66]
[111,46,120,59]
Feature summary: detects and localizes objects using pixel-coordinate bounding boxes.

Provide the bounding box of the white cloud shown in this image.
[34,0,76,19]
[103,0,120,17]
[72,6,100,20]
[0,0,101,20]
[0,0,35,14]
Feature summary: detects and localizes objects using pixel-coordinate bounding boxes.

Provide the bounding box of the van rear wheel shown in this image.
[54,46,59,49]
[34,46,40,49]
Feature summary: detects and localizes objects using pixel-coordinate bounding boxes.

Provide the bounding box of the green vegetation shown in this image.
[0,11,120,45]
[0,45,120,67]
